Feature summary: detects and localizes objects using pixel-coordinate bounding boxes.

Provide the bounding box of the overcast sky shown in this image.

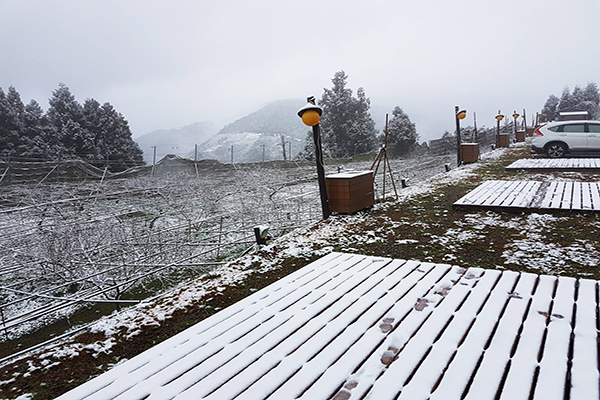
[2,0,599,141]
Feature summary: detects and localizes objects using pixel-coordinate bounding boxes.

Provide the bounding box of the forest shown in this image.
[0,84,143,171]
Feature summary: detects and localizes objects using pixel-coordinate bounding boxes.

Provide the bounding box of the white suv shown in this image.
[532,120,600,158]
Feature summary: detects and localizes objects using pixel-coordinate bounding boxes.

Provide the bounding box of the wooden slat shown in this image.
[570,280,600,399]
[506,158,600,171]
[57,253,600,400]
[532,277,576,399]
[454,180,600,213]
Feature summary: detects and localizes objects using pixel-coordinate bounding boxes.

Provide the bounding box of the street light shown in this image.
[298,96,330,219]
[495,112,504,146]
[512,111,520,136]
[455,106,467,165]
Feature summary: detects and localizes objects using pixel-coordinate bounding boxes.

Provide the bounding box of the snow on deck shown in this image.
[506,158,600,170]
[57,252,599,400]
[454,180,600,212]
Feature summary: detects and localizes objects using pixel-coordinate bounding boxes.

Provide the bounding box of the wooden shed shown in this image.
[325,170,374,214]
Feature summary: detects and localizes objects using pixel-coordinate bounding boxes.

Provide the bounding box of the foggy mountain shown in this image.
[135,121,218,164]
[194,99,310,163]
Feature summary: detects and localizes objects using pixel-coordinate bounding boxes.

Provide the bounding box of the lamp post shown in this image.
[455,106,467,166]
[512,111,520,138]
[495,112,504,147]
[298,96,330,220]
[151,145,157,176]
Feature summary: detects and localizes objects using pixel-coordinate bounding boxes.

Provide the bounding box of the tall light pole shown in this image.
[496,112,504,146]
[151,145,157,176]
[512,111,520,138]
[455,106,467,166]
[298,96,330,220]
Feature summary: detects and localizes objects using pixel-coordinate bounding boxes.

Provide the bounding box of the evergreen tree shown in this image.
[385,106,419,157]
[541,94,560,121]
[0,86,25,158]
[21,99,52,158]
[544,82,600,120]
[317,71,378,158]
[583,82,600,106]
[84,101,143,170]
[0,83,143,168]
[82,98,105,161]
[580,82,600,118]
[46,83,85,158]
[559,87,575,111]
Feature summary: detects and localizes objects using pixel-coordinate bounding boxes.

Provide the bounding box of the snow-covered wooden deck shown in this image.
[58,252,599,400]
[506,158,600,171]
[454,180,600,212]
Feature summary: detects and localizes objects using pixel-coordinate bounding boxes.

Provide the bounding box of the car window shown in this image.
[548,126,560,132]
[588,123,600,133]
[562,124,585,132]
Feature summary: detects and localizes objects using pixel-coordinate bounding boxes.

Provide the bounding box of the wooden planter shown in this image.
[325,171,374,214]
[497,134,510,148]
[461,143,479,163]
[516,131,526,142]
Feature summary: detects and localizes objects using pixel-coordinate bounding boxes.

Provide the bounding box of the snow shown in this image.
[326,170,373,179]
[56,251,600,399]
[5,144,600,399]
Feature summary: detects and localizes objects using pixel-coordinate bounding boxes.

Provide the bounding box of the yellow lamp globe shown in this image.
[301,110,321,126]
[496,114,504,121]
[456,110,467,120]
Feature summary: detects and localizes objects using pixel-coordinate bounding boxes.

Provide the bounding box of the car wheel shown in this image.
[545,142,567,158]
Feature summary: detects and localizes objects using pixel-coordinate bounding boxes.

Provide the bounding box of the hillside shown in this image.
[195,99,310,163]
[218,99,308,139]
[135,121,218,163]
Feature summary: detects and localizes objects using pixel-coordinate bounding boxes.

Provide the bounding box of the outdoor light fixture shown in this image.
[455,106,467,165]
[512,111,520,135]
[298,96,330,220]
[495,112,505,147]
[297,97,322,126]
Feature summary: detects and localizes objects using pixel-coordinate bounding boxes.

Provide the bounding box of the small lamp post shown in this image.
[455,106,467,165]
[512,111,520,138]
[495,112,504,147]
[298,96,330,220]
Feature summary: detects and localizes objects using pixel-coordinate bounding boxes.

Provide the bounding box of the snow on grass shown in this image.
[503,238,600,272]
[5,146,599,382]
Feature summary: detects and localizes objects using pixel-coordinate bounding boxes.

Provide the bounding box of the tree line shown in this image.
[0,83,143,171]
[302,71,419,159]
[541,82,600,122]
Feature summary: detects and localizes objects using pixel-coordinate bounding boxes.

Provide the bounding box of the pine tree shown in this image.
[385,106,419,156]
[581,82,600,118]
[21,99,52,159]
[0,86,25,158]
[46,83,85,158]
[541,94,560,121]
[82,98,105,161]
[559,87,575,111]
[544,82,600,120]
[98,102,143,170]
[317,71,379,158]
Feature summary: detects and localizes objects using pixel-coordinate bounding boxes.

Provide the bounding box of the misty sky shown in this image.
[2,0,599,141]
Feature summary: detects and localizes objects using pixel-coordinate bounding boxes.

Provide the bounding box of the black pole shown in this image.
[312,123,330,219]
[455,105,462,166]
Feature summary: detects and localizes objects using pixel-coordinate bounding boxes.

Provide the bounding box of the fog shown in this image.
[1,0,599,141]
